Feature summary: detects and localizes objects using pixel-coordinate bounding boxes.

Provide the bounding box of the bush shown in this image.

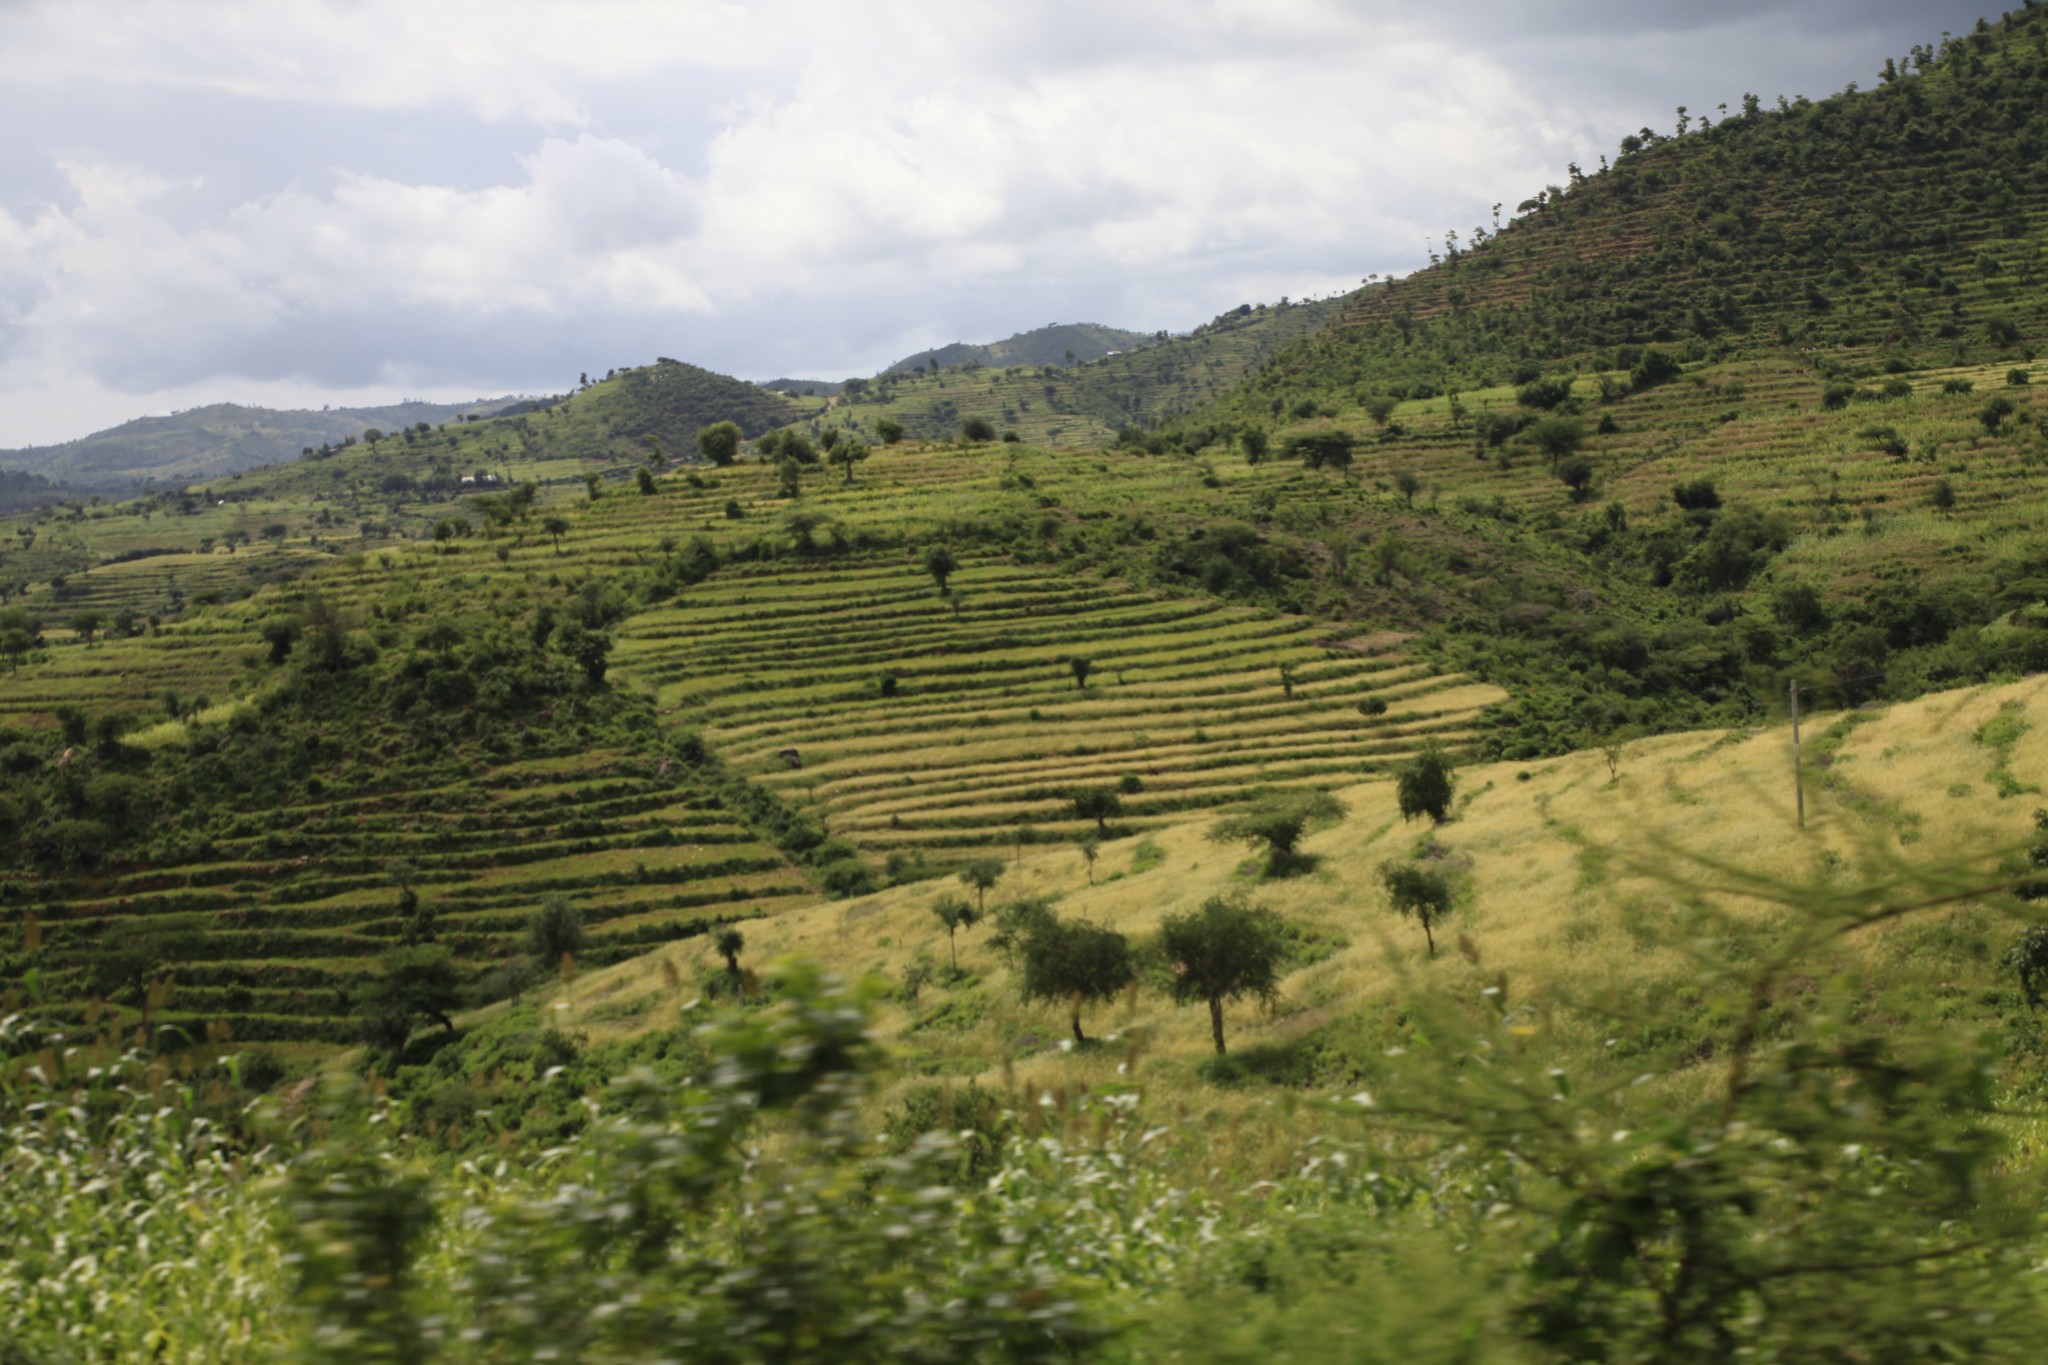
[961,417,997,442]
[1395,746,1456,825]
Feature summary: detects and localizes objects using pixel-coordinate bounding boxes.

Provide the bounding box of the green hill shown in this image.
[881,321,1163,376]
[0,396,530,489]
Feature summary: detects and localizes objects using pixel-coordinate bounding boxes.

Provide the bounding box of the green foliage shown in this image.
[527,895,586,972]
[1069,786,1123,835]
[1395,744,1456,824]
[930,893,979,971]
[1157,897,1288,1053]
[1019,915,1135,1044]
[1279,429,1355,471]
[1206,787,1346,873]
[1377,858,1455,954]
[957,857,1005,914]
[358,945,463,1059]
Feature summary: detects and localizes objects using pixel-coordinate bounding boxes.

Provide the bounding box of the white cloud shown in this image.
[0,0,1996,447]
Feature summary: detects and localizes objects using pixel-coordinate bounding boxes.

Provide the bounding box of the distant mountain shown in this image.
[0,396,531,489]
[759,378,847,397]
[880,322,1162,377]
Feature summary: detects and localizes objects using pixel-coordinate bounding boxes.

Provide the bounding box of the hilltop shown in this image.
[880,321,1163,377]
[0,395,532,490]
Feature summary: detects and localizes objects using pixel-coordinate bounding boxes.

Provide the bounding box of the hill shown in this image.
[819,297,1345,446]
[0,396,531,489]
[881,321,1163,377]
[1189,10,2048,426]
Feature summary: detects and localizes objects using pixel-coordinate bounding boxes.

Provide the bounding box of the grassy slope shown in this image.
[532,671,2048,1168]
[819,298,1344,446]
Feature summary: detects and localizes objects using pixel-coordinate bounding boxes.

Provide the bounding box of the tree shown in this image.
[1069,786,1123,836]
[527,895,586,973]
[778,457,803,499]
[1395,745,1457,825]
[697,421,741,466]
[542,515,570,554]
[1930,477,1957,512]
[1362,394,1399,426]
[875,418,905,445]
[358,945,463,1059]
[1240,427,1269,464]
[1527,415,1587,465]
[1982,396,2016,433]
[1280,430,1355,471]
[962,417,997,442]
[2004,925,2048,1008]
[828,438,870,483]
[69,612,101,647]
[261,619,299,665]
[930,893,979,971]
[1207,788,1346,874]
[1378,861,1454,955]
[923,545,958,593]
[1069,656,1093,689]
[636,467,657,496]
[958,858,1004,916]
[715,928,746,985]
[1020,917,1135,1044]
[1394,470,1422,506]
[1557,455,1596,498]
[1159,897,1288,1053]
[1078,833,1101,883]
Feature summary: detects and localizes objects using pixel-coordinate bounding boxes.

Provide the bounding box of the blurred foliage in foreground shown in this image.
[7,837,2048,1363]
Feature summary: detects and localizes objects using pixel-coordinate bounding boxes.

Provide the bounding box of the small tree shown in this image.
[1527,415,1587,465]
[636,467,657,495]
[1207,788,1346,874]
[1020,917,1135,1044]
[2004,925,2048,1009]
[829,438,870,483]
[777,457,802,499]
[697,421,741,466]
[1378,861,1454,955]
[527,895,586,974]
[1069,656,1093,689]
[1241,427,1269,464]
[1078,833,1101,884]
[1394,470,1422,506]
[989,897,1056,966]
[875,418,905,445]
[542,515,570,554]
[962,417,997,442]
[1281,430,1355,471]
[923,545,958,593]
[1070,786,1123,836]
[958,858,1004,916]
[69,612,101,647]
[1395,745,1456,824]
[715,928,746,985]
[358,945,463,1060]
[1557,455,1596,498]
[1159,897,1287,1053]
[1930,478,1957,512]
[930,893,979,971]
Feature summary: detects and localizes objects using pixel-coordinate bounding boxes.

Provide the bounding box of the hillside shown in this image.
[881,321,1163,376]
[0,396,530,489]
[820,297,1345,446]
[1191,10,2048,426]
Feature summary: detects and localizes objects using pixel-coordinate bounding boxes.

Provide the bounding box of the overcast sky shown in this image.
[0,0,1996,447]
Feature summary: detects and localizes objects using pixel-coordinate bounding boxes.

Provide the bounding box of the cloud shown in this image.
[0,0,1999,446]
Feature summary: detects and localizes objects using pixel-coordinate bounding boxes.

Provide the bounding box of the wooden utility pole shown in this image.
[1789,678,1805,829]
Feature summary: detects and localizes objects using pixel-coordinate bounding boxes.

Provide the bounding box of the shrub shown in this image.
[1378,860,1454,954]
[1207,788,1346,874]
[1395,746,1456,825]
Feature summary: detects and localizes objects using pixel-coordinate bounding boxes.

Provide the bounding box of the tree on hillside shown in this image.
[923,545,958,593]
[875,418,905,445]
[636,467,657,495]
[958,858,1004,916]
[782,433,819,465]
[1207,788,1346,874]
[1281,430,1355,471]
[1557,455,1596,499]
[778,457,803,499]
[1378,861,1454,955]
[527,895,586,974]
[829,438,870,483]
[962,417,997,442]
[1240,427,1269,464]
[930,893,979,971]
[1159,897,1288,1054]
[358,945,463,1060]
[1395,745,1457,825]
[1069,656,1093,689]
[69,612,101,647]
[1363,394,1399,426]
[1394,470,1422,506]
[1020,916,1135,1044]
[542,515,570,554]
[715,928,746,986]
[697,421,741,466]
[1078,832,1101,883]
[1070,786,1123,836]
[1527,415,1587,466]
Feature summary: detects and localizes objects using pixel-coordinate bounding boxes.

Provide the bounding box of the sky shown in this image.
[0,0,1998,448]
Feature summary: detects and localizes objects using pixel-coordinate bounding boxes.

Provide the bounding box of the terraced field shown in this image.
[17,741,807,1048]
[616,553,1500,863]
